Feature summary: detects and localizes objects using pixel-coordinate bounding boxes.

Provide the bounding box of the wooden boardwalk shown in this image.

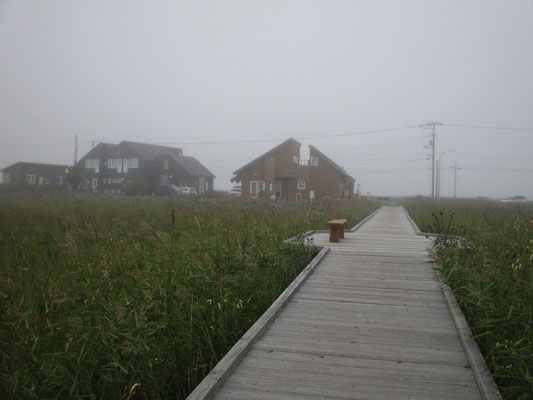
[189,206,500,400]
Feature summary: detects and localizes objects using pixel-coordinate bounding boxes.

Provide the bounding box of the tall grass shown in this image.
[403,197,533,400]
[0,193,378,399]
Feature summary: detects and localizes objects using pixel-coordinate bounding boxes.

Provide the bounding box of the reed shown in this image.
[403,197,533,400]
[0,193,378,399]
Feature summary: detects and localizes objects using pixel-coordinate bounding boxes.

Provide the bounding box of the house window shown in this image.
[26,174,36,184]
[297,179,306,189]
[3,173,10,184]
[310,157,319,166]
[250,181,264,198]
[293,155,299,164]
[164,159,169,170]
[126,159,138,168]
[310,190,315,199]
[86,159,99,172]
[296,192,302,201]
[205,180,208,191]
[269,182,273,192]
[56,175,63,185]
[108,159,120,169]
[250,181,258,198]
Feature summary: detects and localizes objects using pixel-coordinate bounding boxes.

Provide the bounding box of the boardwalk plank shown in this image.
[188,206,498,400]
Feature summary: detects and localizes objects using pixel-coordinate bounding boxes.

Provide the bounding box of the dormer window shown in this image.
[164,159,169,170]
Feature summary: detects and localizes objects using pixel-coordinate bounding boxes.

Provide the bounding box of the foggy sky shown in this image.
[1,1,532,198]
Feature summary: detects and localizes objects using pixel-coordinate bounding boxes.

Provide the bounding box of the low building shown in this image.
[75,141,215,195]
[231,138,355,201]
[1,162,68,186]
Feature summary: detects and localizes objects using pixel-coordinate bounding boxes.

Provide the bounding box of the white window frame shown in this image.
[250,181,259,198]
[26,174,36,184]
[293,155,299,164]
[310,190,315,200]
[108,159,120,169]
[297,179,306,189]
[164,159,169,170]
[126,159,138,168]
[56,175,63,185]
[310,157,319,166]
[86,159,100,172]
[296,192,302,201]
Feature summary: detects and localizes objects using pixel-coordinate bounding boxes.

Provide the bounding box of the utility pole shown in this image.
[450,163,461,198]
[74,134,78,164]
[454,163,457,198]
[436,160,440,198]
[453,163,462,198]
[432,123,436,197]
[423,122,441,198]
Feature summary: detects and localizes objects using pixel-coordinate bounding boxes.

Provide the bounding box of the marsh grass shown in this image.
[403,197,533,400]
[0,193,378,399]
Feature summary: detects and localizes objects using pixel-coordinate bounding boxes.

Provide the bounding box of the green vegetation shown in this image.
[403,197,533,400]
[0,193,378,399]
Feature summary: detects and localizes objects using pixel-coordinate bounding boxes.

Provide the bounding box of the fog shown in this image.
[1,1,532,198]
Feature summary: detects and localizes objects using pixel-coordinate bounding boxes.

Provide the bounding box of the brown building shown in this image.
[1,162,68,186]
[231,138,355,201]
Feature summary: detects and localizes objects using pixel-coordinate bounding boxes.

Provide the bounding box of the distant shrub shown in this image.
[124,177,151,195]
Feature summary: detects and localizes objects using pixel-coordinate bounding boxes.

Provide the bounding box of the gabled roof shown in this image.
[78,142,117,161]
[233,138,300,176]
[173,156,215,178]
[2,162,68,173]
[309,145,355,181]
[121,141,182,161]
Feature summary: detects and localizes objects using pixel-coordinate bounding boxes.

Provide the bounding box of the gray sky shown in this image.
[1,0,532,198]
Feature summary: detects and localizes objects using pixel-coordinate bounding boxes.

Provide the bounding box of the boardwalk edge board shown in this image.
[403,207,502,400]
[187,246,331,400]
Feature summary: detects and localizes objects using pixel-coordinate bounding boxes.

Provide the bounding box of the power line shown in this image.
[443,123,533,133]
[0,140,92,150]
[154,125,421,146]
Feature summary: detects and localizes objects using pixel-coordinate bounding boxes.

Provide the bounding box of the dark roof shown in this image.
[2,162,68,173]
[77,142,117,161]
[173,156,215,178]
[121,141,182,161]
[309,145,355,181]
[233,138,300,176]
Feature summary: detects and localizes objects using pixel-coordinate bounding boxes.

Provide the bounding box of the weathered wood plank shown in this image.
[188,207,499,400]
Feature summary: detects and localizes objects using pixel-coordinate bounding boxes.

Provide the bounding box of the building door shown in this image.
[38,177,44,185]
[92,178,98,190]
[198,177,205,195]
[275,181,282,199]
